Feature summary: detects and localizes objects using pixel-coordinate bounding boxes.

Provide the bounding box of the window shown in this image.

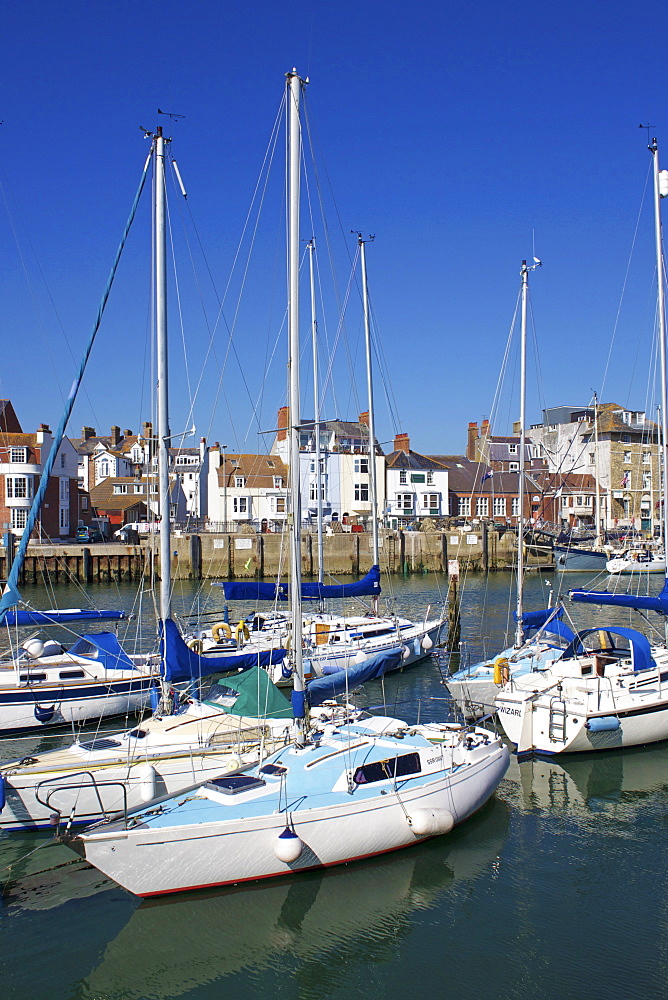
[508,444,518,455]
[397,493,413,510]
[476,496,489,516]
[6,476,33,499]
[99,460,110,478]
[576,495,583,506]
[11,508,27,530]
[353,752,421,784]
[309,482,325,501]
[623,451,631,464]
[81,496,89,510]
[10,447,27,463]
[562,496,569,508]
[60,507,69,529]
[426,470,434,485]
[233,497,248,514]
[643,472,652,489]
[135,483,144,494]
[459,497,471,516]
[354,457,369,474]
[509,462,519,472]
[621,434,631,443]
[60,478,69,501]
[511,497,520,517]
[643,451,651,464]
[272,496,286,513]
[234,476,245,488]
[113,484,128,494]
[399,470,407,485]
[60,453,66,469]
[423,493,439,511]
[354,483,369,502]
[585,496,592,506]
[589,452,595,465]
[493,497,506,516]
[273,476,283,489]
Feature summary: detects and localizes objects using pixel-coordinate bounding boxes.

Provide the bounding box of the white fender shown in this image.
[22,639,45,659]
[408,807,454,837]
[422,634,433,650]
[137,763,158,802]
[402,644,411,660]
[274,827,303,863]
[353,650,367,665]
[224,755,242,773]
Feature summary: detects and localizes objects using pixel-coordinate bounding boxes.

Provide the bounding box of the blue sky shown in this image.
[2,0,668,456]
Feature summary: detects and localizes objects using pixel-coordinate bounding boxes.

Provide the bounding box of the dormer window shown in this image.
[273,476,283,488]
[235,476,245,488]
[10,447,27,464]
[508,444,518,455]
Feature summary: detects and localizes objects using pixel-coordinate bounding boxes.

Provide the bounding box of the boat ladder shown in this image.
[548,697,568,743]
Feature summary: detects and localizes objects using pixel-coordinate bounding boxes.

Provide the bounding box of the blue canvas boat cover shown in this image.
[514,607,576,643]
[306,646,403,706]
[68,632,138,671]
[159,618,287,684]
[214,565,381,603]
[570,580,668,615]
[4,608,128,626]
[560,626,653,673]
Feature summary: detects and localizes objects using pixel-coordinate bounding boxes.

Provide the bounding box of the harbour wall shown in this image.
[1,526,550,584]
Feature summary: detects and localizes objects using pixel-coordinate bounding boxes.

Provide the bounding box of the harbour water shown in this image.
[2,571,668,999]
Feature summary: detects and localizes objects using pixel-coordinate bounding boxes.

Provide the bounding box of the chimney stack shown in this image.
[277,406,289,442]
[359,411,369,426]
[394,432,410,454]
[467,422,478,460]
[82,426,96,441]
[110,425,121,447]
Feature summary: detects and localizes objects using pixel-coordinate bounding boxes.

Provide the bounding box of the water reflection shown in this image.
[77,800,509,999]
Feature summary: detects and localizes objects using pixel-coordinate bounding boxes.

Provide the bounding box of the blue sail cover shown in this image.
[570,580,668,615]
[305,646,403,706]
[4,608,128,626]
[513,606,576,643]
[68,632,139,671]
[215,565,382,603]
[560,626,653,673]
[159,618,287,684]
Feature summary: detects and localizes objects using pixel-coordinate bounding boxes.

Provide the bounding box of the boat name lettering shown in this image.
[497,706,522,717]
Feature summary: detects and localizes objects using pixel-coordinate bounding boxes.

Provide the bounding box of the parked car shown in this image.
[75,526,104,543]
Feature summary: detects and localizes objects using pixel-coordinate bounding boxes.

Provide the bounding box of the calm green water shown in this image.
[2,571,668,1000]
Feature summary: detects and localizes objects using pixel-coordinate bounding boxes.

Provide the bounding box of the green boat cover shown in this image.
[203,665,292,720]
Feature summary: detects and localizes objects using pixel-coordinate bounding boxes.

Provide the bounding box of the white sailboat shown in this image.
[495,137,668,755]
[446,260,575,718]
[64,70,509,897]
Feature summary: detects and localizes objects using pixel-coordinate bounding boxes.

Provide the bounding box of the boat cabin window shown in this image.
[581,664,593,676]
[59,669,86,679]
[19,672,47,682]
[353,752,421,785]
[78,738,122,752]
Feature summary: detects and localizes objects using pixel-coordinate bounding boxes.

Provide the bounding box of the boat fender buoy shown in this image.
[212,621,232,642]
[585,715,621,733]
[274,826,303,863]
[401,644,411,660]
[225,756,242,773]
[22,639,45,660]
[188,638,204,654]
[422,634,433,650]
[493,657,510,686]
[234,621,250,644]
[353,650,367,665]
[137,763,158,802]
[408,808,454,837]
[0,774,5,813]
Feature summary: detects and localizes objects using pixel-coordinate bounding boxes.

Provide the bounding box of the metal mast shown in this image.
[308,239,324,594]
[651,138,668,624]
[154,126,172,627]
[287,70,305,723]
[358,235,380,613]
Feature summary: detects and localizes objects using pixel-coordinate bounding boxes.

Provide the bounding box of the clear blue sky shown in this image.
[2,0,668,456]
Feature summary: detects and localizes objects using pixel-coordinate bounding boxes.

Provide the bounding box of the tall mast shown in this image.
[154,126,171,626]
[593,392,602,546]
[515,258,541,645]
[358,235,380,613]
[287,70,305,723]
[308,239,324,594]
[651,138,668,618]
[515,261,528,647]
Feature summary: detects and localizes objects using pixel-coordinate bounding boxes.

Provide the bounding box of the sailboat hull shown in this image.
[72,729,509,897]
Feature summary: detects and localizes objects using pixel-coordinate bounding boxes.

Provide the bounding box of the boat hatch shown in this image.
[59,670,86,679]
[353,752,421,785]
[127,729,147,739]
[78,738,122,752]
[259,763,288,776]
[19,673,47,682]
[206,774,267,794]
